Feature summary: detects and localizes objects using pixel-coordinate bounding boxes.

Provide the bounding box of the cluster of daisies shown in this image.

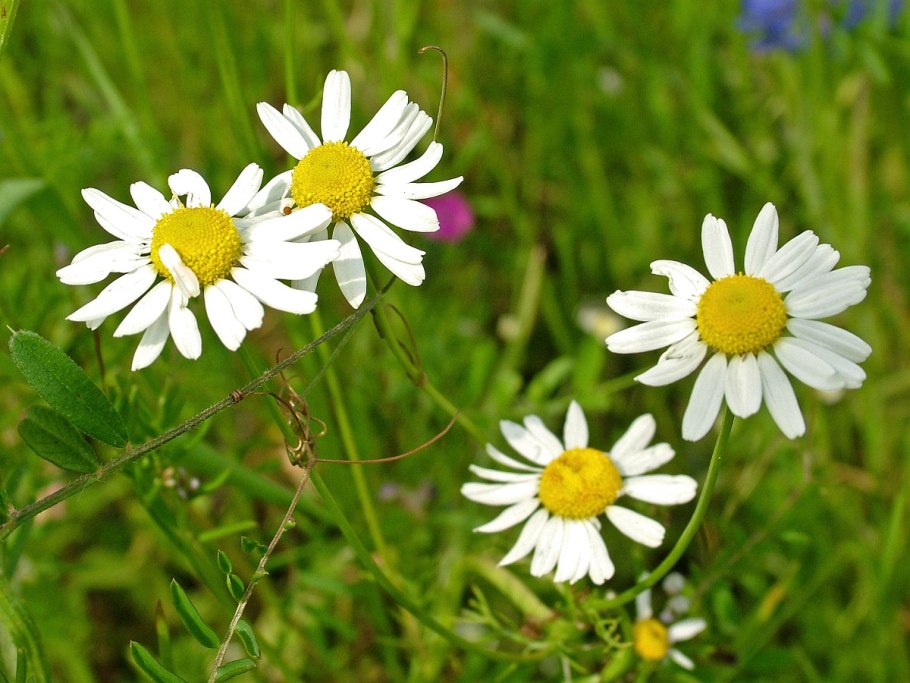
[58,70,462,370]
[462,203,869,668]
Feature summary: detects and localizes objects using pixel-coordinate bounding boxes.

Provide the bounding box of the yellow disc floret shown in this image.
[291,142,374,221]
[538,448,622,519]
[633,618,670,661]
[150,207,241,286]
[696,274,787,355]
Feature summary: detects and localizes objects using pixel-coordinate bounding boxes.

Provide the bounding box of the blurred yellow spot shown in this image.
[633,618,670,661]
[538,448,622,519]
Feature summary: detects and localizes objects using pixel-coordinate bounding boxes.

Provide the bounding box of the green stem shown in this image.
[601,407,734,609]
[306,309,388,559]
[0,295,379,540]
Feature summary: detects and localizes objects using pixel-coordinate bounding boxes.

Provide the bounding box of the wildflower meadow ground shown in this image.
[0,1,908,681]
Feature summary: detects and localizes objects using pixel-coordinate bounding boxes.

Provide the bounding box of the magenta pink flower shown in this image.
[422,191,474,242]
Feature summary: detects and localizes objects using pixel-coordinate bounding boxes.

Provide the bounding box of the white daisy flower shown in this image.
[461,402,697,585]
[255,69,464,308]
[633,573,706,670]
[57,165,340,370]
[606,203,871,441]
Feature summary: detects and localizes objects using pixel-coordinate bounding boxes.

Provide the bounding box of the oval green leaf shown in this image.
[8,330,128,446]
[129,642,186,683]
[18,406,99,473]
[214,658,257,682]
[235,620,260,659]
[169,580,220,649]
[216,550,233,575]
[226,574,245,603]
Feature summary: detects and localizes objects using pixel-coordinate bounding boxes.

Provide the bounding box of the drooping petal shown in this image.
[553,520,585,584]
[168,169,211,208]
[167,289,202,360]
[474,497,541,533]
[370,195,441,232]
[114,280,172,337]
[215,279,265,331]
[606,505,665,547]
[529,515,565,578]
[350,213,426,264]
[321,69,351,142]
[744,203,779,275]
[605,318,697,353]
[757,351,805,438]
[786,318,871,363]
[635,333,707,387]
[723,353,762,418]
[230,266,318,314]
[204,284,247,351]
[563,400,588,449]
[584,521,614,583]
[217,163,263,216]
[681,352,727,441]
[158,244,200,299]
[622,474,697,505]
[368,243,426,286]
[499,509,549,566]
[66,264,158,323]
[331,222,367,308]
[131,310,170,371]
[701,214,734,279]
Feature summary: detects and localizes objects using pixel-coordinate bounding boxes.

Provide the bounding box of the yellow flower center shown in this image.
[538,448,622,519]
[696,274,787,355]
[633,618,670,662]
[150,207,242,286]
[291,142,374,221]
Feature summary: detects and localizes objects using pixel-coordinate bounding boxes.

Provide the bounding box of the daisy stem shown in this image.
[306,309,390,559]
[366,271,487,444]
[601,407,734,610]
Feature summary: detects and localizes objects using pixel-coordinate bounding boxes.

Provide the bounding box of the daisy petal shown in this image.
[606,291,696,322]
[66,264,157,323]
[757,351,805,438]
[780,336,865,389]
[553,520,585,583]
[281,103,320,150]
[668,649,696,670]
[612,443,676,477]
[774,337,842,391]
[485,443,541,472]
[786,318,871,363]
[370,111,432,172]
[499,509,549,566]
[244,203,333,242]
[129,181,171,220]
[723,353,762,418]
[350,90,410,154]
[131,310,170,371]
[622,474,697,505]
[563,400,588,449]
[682,352,727,441]
[759,231,819,285]
[773,243,840,293]
[522,415,564,460]
[230,267,318,314]
[585,521,614,583]
[460,480,540,506]
[370,196,441,233]
[701,214,734,279]
[204,284,247,350]
[467,465,539,483]
[530,515,565,578]
[331,222,367,308]
[242,170,293,216]
[158,244,200,299]
[321,69,351,142]
[257,102,311,158]
[81,188,154,241]
[636,587,654,620]
[500,420,549,465]
[376,141,443,185]
[606,505,665,547]
[785,266,871,319]
[668,618,707,644]
[606,318,697,353]
[474,497,541,533]
[216,279,264,331]
[216,163,263,216]
[369,244,426,286]
[57,242,147,285]
[745,203,779,275]
[350,213,425,264]
[610,414,657,468]
[168,169,211,208]
[114,280,172,337]
[241,238,341,280]
[167,290,202,360]
[635,333,707,387]
[651,260,711,302]
[375,177,464,201]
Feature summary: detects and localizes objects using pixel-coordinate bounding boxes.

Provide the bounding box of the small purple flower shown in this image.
[421,191,475,243]
[738,0,903,52]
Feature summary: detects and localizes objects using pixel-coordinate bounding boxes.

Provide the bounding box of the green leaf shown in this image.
[235,620,260,659]
[169,580,219,649]
[226,574,245,603]
[0,0,21,65]
[239,536,266,558]
[216,550,232,575]
[214,658,257,682]
[129,642,186,683]
[8,330,129,446]
[18,406,99,473]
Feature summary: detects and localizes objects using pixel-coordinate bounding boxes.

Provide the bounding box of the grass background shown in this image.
[1,0,909,681]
